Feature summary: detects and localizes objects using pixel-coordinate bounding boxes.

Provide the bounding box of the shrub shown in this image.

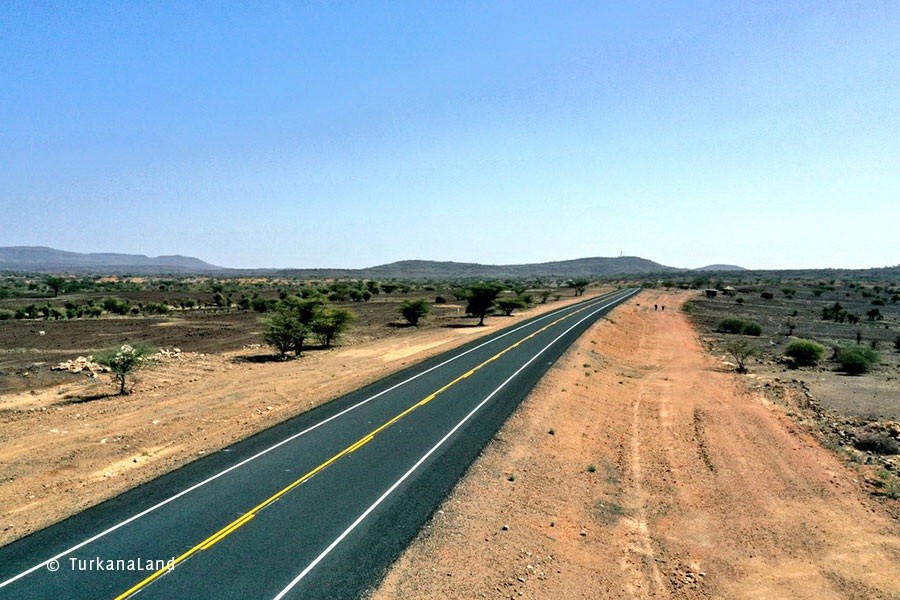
[0,309,13,320]
[250,297,270,312]
[760,291,774,300]
[835,346,879,375]
[894,335,900,352]
[94,343,153,395]
[854,432,900,455]
[141,302,169,315]
[718,316,747,334]
[724,340,756,373]
[263,310,309,358]
[399,299,430,326]
[311,307,355,347]
[102,296,130,315]
[784,339,825,366]
[783,320,797,335]
[496,296,527,316]
[434,296,447,304]
[867,308,884,321]
[742,321,762,336]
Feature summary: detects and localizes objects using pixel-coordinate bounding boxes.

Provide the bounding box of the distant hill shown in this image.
[696,264,746,271]
[0,246,224,274]
[0,246,713,278]
[274,256,678,279]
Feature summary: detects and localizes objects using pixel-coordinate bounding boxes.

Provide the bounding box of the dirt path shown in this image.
[370,292,900,599]
[0,294,603,547]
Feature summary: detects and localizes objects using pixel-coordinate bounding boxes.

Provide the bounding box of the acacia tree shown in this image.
[263,311,305,359]
[466,283,502,326]
[399,298,430,326]
[496,296,527,316]
[45,276,65,297]
[312,307,355,347]
[95,343,152,394]
[567,278,590,296]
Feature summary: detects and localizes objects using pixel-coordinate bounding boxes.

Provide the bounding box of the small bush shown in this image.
[784,339,825,366]
[724,340,756,373]
[760,291,774,300]
[434,296,446,304]
[854,432,900,455]
[835,346,879,375]
[718,316,761,335]
[742,321,762,336]
[0,309,13,320]
[399,298,431,326]
[718,316,747,334]
[95,343,153,394]
[102,296,130,315]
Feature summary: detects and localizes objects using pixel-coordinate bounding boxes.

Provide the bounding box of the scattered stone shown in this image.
[52,356,109,377]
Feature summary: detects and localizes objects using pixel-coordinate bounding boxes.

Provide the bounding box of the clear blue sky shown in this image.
[1,1,898,270]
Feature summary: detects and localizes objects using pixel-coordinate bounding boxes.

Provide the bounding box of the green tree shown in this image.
[399,298,431,326]
[496,296,527,316]
[45,276,66,297]
[95,343,152,395]
[567,278,590,296]
[282,296,324,324]
[312,307,355,347]
[466,283,502,326]
[263,310,308,358]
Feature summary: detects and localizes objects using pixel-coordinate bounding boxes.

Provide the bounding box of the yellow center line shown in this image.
[113,291,627,599]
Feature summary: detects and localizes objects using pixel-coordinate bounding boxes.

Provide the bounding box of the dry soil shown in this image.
[370,292,900,600]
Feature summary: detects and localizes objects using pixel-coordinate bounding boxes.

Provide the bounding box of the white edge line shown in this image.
[0,289,630,590]
[270,288,639,600]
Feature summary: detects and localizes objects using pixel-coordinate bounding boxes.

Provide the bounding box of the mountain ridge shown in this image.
[0,246,721,278]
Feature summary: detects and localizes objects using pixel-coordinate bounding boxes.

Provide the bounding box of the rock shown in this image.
[501,524,509,531]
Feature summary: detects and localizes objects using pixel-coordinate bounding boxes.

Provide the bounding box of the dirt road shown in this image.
[371,292,900,599]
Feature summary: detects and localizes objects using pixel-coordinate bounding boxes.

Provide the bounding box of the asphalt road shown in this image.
[0,288,639,600]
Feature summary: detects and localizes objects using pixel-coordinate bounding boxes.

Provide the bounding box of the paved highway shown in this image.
[0,288,639,599]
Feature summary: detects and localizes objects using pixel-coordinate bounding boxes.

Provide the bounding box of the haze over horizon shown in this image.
[2,3,898,271]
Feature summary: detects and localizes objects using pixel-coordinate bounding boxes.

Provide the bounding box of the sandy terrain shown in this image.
[0,294,604,547]
[370,292,900,599]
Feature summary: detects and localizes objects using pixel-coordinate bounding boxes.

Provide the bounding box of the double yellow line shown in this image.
[114,291,628,599]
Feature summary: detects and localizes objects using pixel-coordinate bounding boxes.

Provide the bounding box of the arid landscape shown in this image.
[2,4,898,598]
[0,276,602,546]
[370,290,900,599]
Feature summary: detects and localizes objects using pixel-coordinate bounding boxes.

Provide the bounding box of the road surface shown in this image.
[0,288,639,599]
